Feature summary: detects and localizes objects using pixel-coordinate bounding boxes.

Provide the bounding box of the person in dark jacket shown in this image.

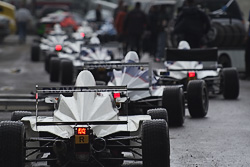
[115,4,128,54]
[155,5,169,62]
[123,2,147,56]
[95,4,102,22]
[173,0,211,48]
[147,6,159,57]
[244,10,250,79]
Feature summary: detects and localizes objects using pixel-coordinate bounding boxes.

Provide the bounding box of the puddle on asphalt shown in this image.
[0,86,14,91]
[10,68,21,73]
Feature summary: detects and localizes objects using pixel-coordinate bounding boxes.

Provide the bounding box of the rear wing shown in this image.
[35,85,128,126]
[36,85,127,94]
[165,48,220,71]
[79,62,153,88]
[166,48,218,62]
[80,62,150,69]
[79,41,124,59]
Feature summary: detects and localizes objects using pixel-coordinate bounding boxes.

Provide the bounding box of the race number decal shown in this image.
[75,135,89,144]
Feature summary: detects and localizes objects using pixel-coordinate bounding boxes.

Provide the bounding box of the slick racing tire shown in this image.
[187,80,209,118]
[162,86,185,126]
[50,57,60,82]
[31,44,40,62]
[0,121,25,167]
[60,59,74,85]
[11,111,32,121]
[142,120,170,167]
[147,108,168,123]
[221,68,239,99]
[45,52,57,73]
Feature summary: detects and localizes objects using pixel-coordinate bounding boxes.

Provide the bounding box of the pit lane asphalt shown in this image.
[1,35,250,167]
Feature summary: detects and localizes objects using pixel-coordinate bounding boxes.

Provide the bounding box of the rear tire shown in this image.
[162,86,185,126]
[50,57,60,82]
[187,80,209,118]
[221,68,239,99]
[60,59,74,85]
[31,44,40,61]
[0,121,25,167]
[45,52,57,73]
[11,111,32,121]
[142,120,170,167]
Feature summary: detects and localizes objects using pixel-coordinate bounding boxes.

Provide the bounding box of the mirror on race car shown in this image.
[45,96,59,103]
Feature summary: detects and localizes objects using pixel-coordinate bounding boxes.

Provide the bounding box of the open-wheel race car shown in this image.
[156,41,239,100]
[49,40,121,85]
[30,23,72,62]
[0,70,170,167]
[31,21,93,64]
[108,51,209,122]
[74,51,209,126]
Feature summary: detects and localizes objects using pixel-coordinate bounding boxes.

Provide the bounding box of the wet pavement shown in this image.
[0,35,250,166]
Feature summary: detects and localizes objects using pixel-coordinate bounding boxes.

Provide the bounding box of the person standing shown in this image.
[244,10,250,79]
[95,4,102,22]
[123,2,147,56]
[115,4,128,54]
[113,0,124,21]
[155,5,169,62]
[173,0,211,48]
[15,3,32,44]
[147,6,159,57]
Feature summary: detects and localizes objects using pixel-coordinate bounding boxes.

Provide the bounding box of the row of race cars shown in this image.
[0,18,240,167]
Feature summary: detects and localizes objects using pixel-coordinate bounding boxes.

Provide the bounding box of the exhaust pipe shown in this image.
[92,138,106,152]
[53,140,67,156]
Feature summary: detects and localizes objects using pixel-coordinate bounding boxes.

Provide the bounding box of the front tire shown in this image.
[162,86,185,126]
[11,111,32,121]
[187,80,209,118]
[147,108,168,123]
[221,68,239,99]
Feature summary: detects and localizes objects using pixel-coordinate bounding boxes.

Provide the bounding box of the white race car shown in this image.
[49,39,121,85]
[0,70,170,167]
[79,51,208,126]
[157,41,239,99]
[107,51,208,124]
[31,23,70,62]
[31,23,101,74]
